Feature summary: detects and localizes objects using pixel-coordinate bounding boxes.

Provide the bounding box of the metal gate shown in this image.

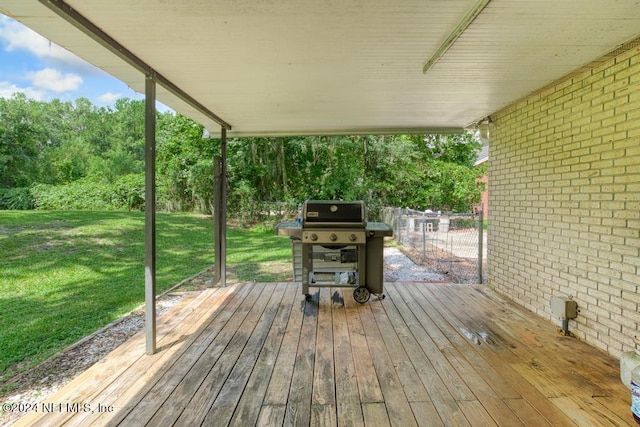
[382,207,486,284]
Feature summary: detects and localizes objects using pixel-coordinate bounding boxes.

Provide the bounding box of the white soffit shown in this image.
[2,0,640,137]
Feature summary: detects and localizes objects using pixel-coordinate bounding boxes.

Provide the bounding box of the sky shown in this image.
[0,14,146,107]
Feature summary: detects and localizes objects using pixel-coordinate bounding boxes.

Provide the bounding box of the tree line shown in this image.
[0,94,485,221]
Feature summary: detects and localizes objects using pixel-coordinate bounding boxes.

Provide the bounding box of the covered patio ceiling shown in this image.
[3,1,640,138]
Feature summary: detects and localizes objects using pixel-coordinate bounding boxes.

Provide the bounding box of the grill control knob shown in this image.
[310,233,318,241]
[329,233,337,242]
[349,233,357,242]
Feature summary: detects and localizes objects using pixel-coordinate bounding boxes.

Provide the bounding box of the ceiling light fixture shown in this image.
[423,0,491,73]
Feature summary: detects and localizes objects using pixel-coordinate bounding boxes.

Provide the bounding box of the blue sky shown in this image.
[0,14,145,107]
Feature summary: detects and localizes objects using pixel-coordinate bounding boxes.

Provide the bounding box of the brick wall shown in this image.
[488,43,640,358]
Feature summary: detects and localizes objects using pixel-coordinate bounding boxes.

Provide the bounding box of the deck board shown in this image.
[332,288,364,427]
[358,301,418,427]
[13,282,634,427]
[229,282,297,427]
[425,286,574,426]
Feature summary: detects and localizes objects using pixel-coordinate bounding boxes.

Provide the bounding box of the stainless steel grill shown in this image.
[276,200,392,303]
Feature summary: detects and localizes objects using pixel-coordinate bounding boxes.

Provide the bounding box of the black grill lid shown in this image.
[302,200,366,226]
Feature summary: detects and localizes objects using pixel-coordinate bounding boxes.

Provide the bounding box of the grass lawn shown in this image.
[0,210,291,385]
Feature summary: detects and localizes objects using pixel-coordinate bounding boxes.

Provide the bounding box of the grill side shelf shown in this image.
[365,222,393,237]
[275,222,301,236]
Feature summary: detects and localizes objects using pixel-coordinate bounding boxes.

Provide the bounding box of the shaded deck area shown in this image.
[16,282,631,426]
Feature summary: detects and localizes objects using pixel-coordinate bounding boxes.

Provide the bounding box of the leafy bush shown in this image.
[227,180,258,226]
[451,217,478,230]
[111,173,145,211]
[0,187,35,210]
[31,180,107,210]
[30,176,145,211]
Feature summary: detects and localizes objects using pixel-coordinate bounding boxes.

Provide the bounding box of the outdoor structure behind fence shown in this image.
[382,207,486,284]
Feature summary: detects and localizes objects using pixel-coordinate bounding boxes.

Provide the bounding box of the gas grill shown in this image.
[276,200,393,303]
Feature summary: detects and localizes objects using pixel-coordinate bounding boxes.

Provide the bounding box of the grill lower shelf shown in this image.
[309,271,358,285]
[304,245,360,283]
[302,242,370,302]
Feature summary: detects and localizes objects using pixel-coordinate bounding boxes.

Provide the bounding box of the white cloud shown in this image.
[98,92,122,103]
[0,81,46,100]
[0,17,153,106]
[27,68,83,93]
[0,15,95,72]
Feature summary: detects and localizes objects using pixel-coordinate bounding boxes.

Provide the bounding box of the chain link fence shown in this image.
[382,207,486,284]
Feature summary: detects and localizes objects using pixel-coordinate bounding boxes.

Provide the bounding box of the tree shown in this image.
[417,132,481,166]
[403,132,485,211]
[0,94,41,188]
[90,99,145,181]
[0,95,484,216]
[156,112,215,212]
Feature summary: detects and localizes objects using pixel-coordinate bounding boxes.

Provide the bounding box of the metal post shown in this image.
[398,209,402,245]
[212,127,227,287]
[405,209,410,245]
[144,74,156,355]
[220,127,227,287]
[477,208,484,285]
[392,209,396,243]
[422,211,426,260]
[213,127,227,286]
[213,155,221,284]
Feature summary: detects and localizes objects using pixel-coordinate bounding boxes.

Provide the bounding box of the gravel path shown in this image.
[0,248,443,425]
[384,247,446,282]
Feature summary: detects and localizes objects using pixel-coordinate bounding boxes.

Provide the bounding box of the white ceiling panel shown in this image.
[2,0,640,137]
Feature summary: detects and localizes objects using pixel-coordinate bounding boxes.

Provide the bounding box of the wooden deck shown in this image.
[15,281,632,426]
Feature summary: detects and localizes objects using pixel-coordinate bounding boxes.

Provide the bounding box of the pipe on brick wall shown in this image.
[478,118,491,144]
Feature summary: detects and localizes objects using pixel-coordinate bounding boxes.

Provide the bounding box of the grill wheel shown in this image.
[353,286,371,304]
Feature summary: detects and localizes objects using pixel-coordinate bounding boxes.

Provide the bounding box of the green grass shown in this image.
[0,210,291,385]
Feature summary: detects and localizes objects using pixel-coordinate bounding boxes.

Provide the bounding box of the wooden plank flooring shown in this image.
[14,282,633,426]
